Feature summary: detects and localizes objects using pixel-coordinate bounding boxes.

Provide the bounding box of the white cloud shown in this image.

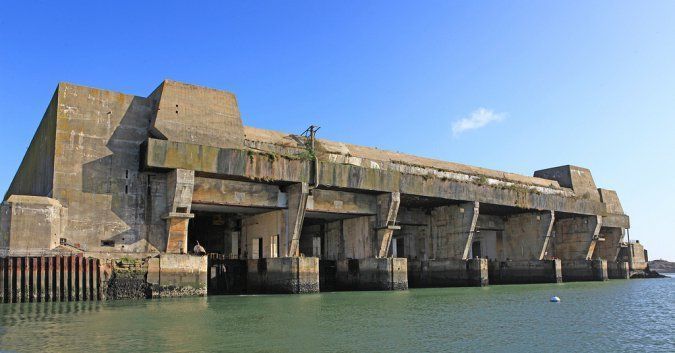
[452,108,506,136]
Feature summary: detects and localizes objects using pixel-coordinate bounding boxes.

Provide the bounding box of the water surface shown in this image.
[1,276,673,352]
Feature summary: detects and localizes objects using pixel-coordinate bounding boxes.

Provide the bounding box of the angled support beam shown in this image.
[502,210,555,261]
[286,183,309,257]
[376,192,401,258]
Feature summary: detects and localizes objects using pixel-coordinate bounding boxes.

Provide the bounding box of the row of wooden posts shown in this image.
[0,255,102,303]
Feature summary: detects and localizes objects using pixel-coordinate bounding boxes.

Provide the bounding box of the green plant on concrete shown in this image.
[474,176,488,186]
[295,140,317,161]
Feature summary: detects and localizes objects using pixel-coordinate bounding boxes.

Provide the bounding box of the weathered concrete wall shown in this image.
[241,210,285,259]
[476,214,504,231]
[308,189,376,215]
[598,189,624,214]
[104,258,150,300]
[342,216,376,259]
[552,215,602,260]
[593,227,624,261]
[561,259,608,282]
[618,242,648,271]
[502,211,554,261]
[323,220,343,260]
[471,229,499,259]
[148,80,244,150]
[335,258,407,291]
[192,177,285,208]
[488,260,562,284]
[53,83,156,253]
[246,257,319,293]
[607,261,630,280]
[144,138,607,216]
[534,165,600,202]
[393,224,430,260]
[147,254,207,297]
[0,196,65,255]
[408,258,488,287]
[430,202,479,260]
[4,90,58,200]
[299,224,321,257]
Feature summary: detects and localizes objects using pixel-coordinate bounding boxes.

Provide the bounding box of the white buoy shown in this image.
[550,296,561,303]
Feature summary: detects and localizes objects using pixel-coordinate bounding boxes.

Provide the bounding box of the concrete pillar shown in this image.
[147,254,208,297]
[286,183,309,257]
[1,196,65,255]
[562,259,608,282]
[607,261,630,280]
[246,257,319,294]
[594,226,628,280]
[336,258,407,291]
[408,258,488,287]
[376,192,401,258]
[163,169,195,254]
[488,259,562,284]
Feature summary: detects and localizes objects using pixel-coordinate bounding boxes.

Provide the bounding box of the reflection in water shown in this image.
[0,277,673,352]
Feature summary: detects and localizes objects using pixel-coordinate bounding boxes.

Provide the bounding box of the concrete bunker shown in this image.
[0,80,642,301]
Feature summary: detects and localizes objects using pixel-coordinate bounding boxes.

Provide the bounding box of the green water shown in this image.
[1,276,673,353]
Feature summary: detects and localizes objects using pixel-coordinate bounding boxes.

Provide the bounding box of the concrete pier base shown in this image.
[488,259,562,284]
[607,261,630,280]
[147,254,208,298]
[408,258,488,287]
[246,257,319,294]
[562,259,608,282]
[335,258,408,291]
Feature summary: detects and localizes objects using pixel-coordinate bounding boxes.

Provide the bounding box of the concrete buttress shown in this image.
[286,183,309,257]
[163,169,195,254]
[376,192,401,258]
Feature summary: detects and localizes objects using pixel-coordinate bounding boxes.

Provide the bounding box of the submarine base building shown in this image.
[0,81,647,301]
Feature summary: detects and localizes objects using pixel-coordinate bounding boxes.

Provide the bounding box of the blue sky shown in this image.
[1,1,673,260]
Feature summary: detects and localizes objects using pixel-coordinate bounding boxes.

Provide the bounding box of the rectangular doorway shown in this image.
[472,241,482,258]
[395,237,405,258]
[251,237,262,259]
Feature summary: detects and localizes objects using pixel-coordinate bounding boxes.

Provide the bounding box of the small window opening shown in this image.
[101,240,115,247]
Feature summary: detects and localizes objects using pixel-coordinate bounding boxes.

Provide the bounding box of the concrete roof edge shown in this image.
[242,126,564,189]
